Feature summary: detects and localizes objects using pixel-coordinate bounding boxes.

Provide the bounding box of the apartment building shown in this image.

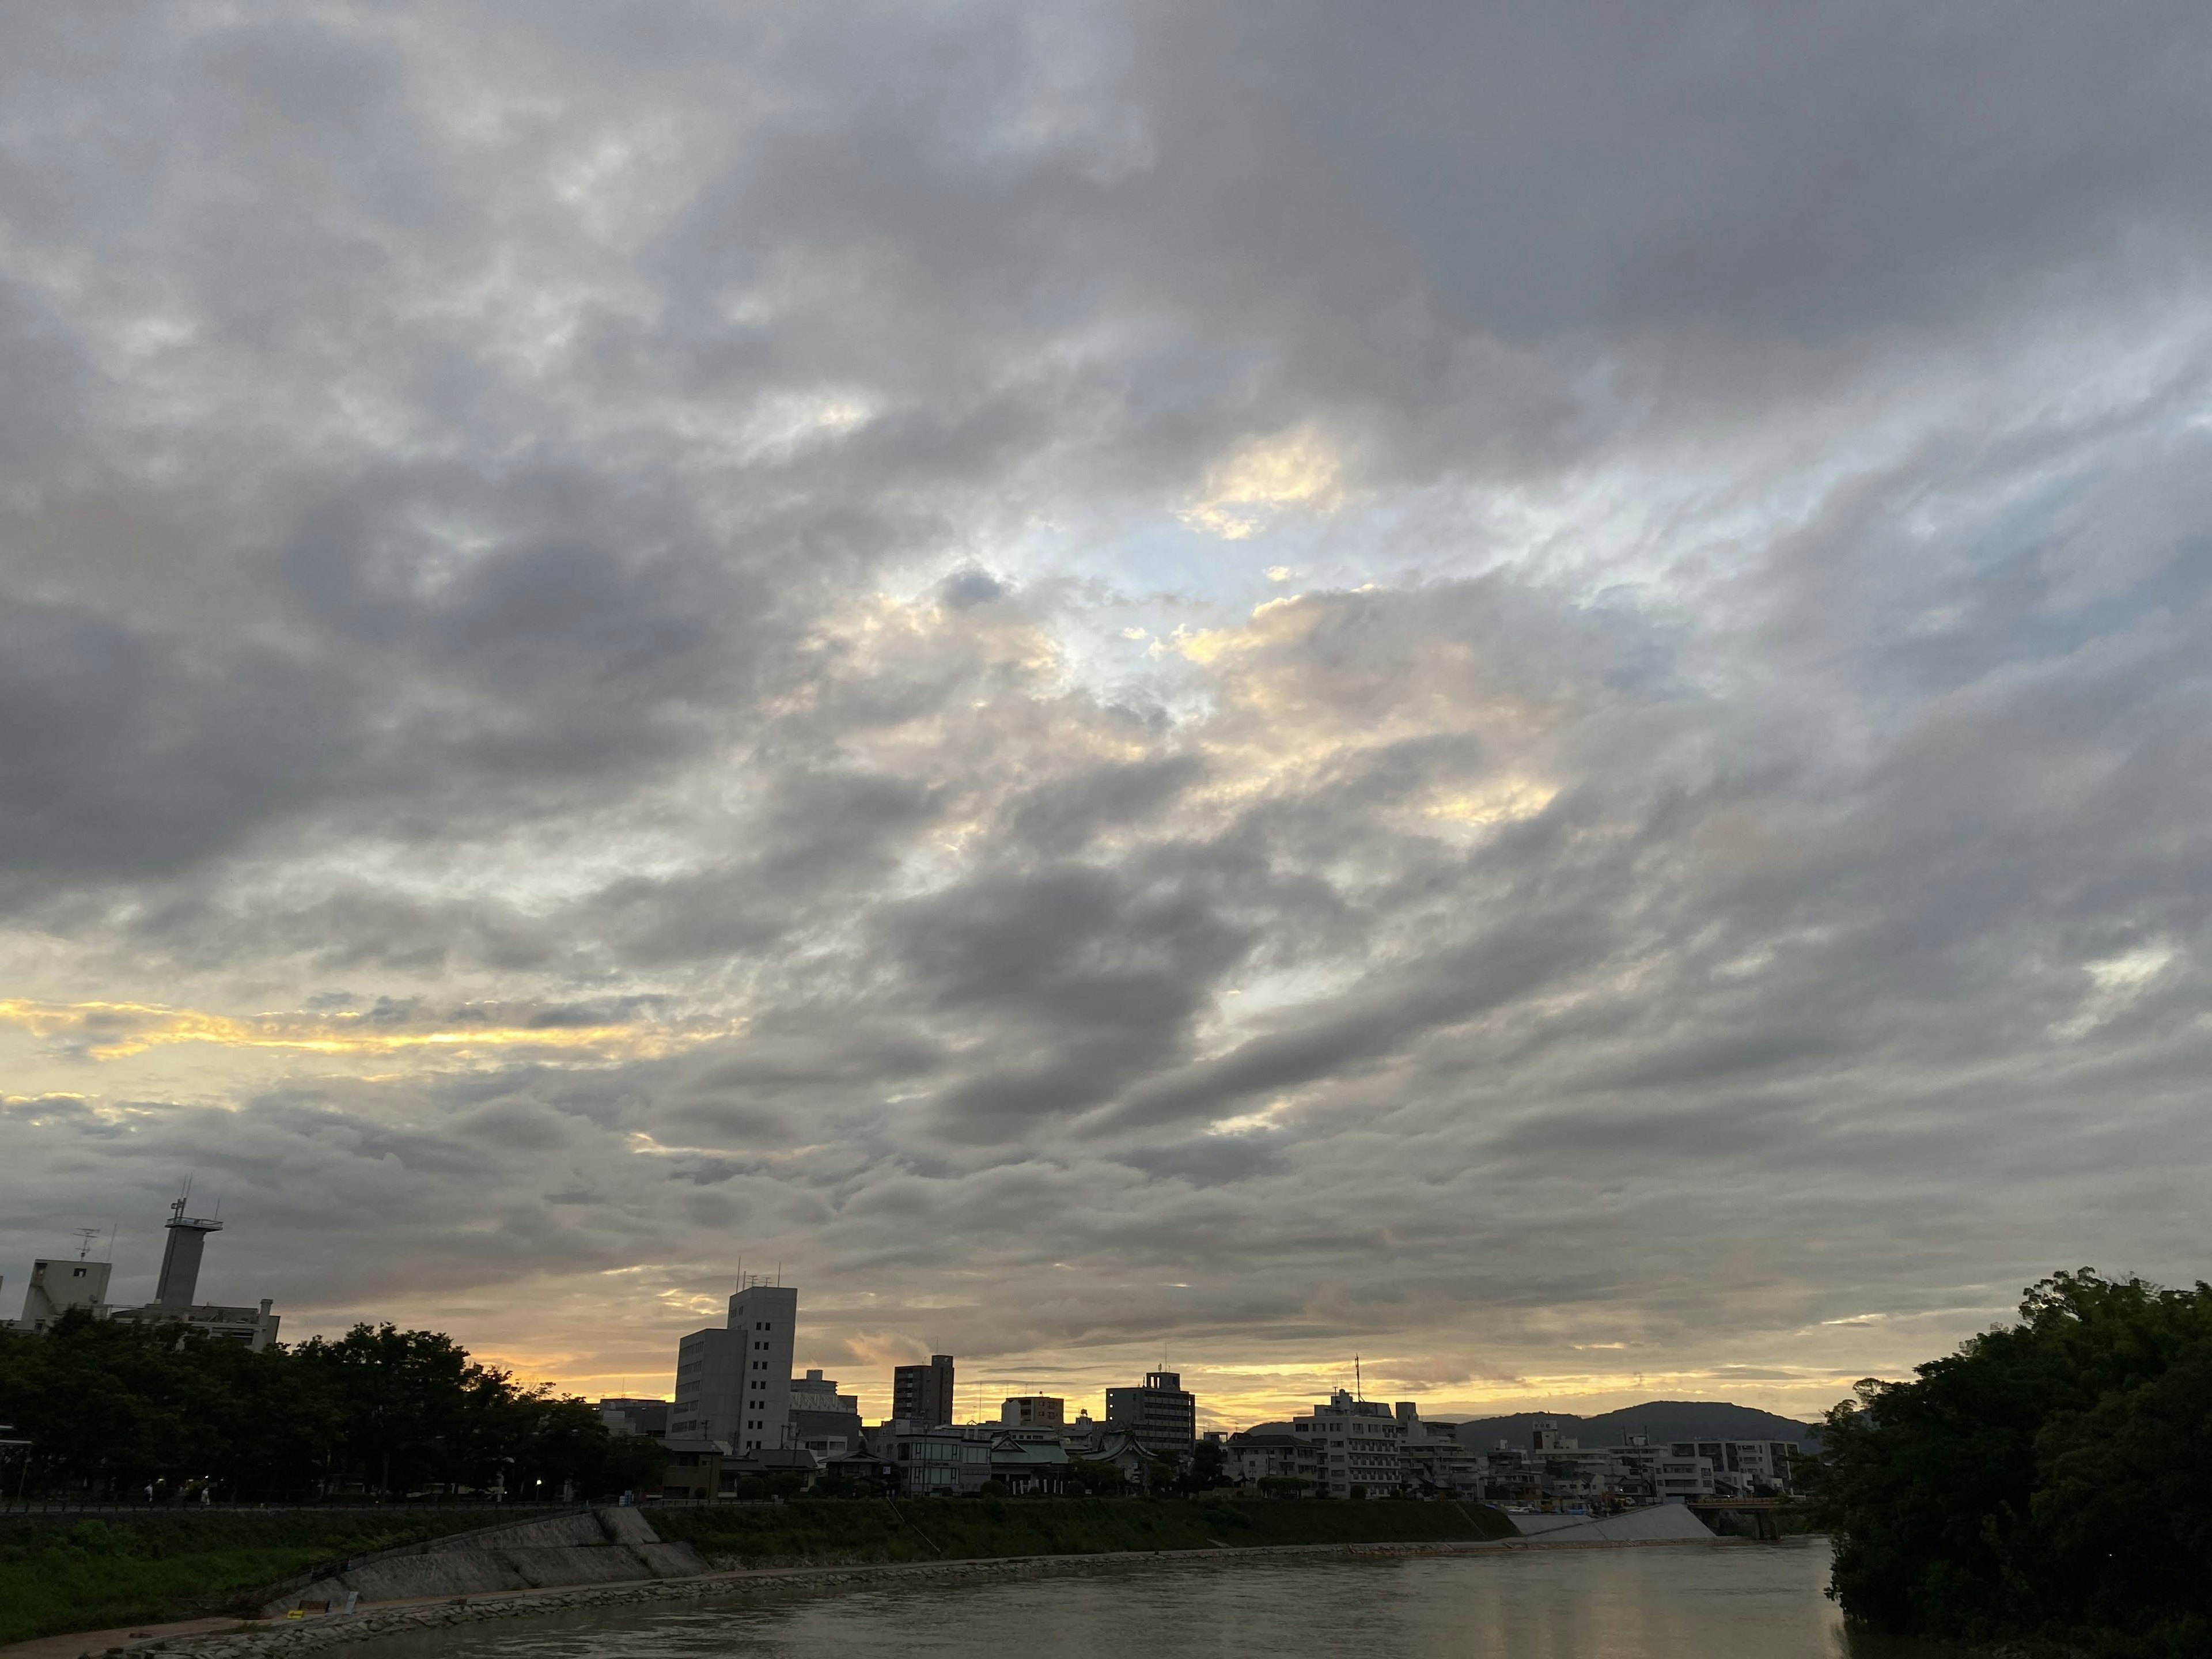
[1672,1439,1797,1496]
[1105,1370,1197,1459]
[1291,1391,1405,1497]
[1395,1403,1484,1497]
[1225,1430,1319,1491]
[892,1354,957,1426]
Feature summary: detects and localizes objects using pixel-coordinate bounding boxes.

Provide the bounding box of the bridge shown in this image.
[1687,1497,1787,1540]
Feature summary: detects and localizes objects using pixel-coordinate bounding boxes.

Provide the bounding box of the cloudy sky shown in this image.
[4,1,2210,1430]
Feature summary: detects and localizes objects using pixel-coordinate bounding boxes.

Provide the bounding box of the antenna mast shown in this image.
[1355,1354,1362,1402]
[71,1228,101,1260]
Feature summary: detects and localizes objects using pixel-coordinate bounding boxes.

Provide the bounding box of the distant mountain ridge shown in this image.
[1229,1399,1823,1449]
[1437,1399,1823,1450]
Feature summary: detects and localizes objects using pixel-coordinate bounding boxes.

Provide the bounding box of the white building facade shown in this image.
[1291,1391,1405,1497]
[671,1278,797,1451]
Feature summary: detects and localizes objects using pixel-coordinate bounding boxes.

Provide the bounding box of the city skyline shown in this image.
[6,5,2210,1442]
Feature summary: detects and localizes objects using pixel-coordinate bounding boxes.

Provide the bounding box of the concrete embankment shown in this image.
[48,1531,1750,1659]
[260,1508,706,1613]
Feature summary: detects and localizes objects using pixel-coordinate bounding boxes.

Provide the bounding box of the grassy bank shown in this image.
[0,1510,546,1646]
[648,1495,1515,1568]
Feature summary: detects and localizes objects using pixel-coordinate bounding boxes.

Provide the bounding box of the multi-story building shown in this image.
[1105,1370,1197,1459]
[878,1421,996,1495]
[1474,1429,1717,1506]
[1395,1403,1484,1497]
[670,1277,797,1451]
[1290,1391,1404,1497]
[790,1369,855,1413]
[1000,1394,1066,1428]
[892,1354,956,1426]
[1673,1439,1797,1496]
[790,1368,864,1459]
[1225,1429,1319,1491]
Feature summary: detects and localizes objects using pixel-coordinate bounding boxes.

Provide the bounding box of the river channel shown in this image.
[332,1539,1943,1659]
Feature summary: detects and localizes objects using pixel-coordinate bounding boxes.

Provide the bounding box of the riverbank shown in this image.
[0,1497,1511,1646]
[0,1514,579,1647]
[649,1494,1514,1565]
[24,1531,1758,1659]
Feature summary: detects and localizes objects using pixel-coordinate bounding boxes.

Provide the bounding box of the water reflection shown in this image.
[338,1540,1938,1659]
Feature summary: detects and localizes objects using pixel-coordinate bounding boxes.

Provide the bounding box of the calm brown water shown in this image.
[336,1540,1941,1659]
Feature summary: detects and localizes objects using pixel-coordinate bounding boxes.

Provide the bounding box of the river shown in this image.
[332,1539,1944,1658]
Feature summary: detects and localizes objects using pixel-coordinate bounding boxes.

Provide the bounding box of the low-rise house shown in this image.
[822,1447,894,1490]
[719,1447,820,1494]
[877,1421,997,1495]
[990,1435,1072,1494]
[657,1437,724,1499]
[1060,1419,1154,1490]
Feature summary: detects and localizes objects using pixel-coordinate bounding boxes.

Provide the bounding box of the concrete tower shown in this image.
[155,1193,224,1308]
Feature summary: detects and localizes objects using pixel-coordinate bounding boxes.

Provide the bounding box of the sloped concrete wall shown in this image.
[1514,1504,1717,1544]
[264,1508,705,1613]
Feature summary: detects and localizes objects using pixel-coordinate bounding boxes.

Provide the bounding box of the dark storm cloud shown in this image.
[0,593,354,890]
[3,0,2210,1417]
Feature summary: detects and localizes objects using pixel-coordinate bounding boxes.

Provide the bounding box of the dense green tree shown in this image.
[1062,1456,1129,1495]
[0,1313,658,1503]
[1803,1269,2212,1657]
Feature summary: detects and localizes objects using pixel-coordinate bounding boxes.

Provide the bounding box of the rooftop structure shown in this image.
[154,1194,223,1308]
[1000,1393,1065,1429]
[10,1194,280,1350]
[13,1256,112,1335]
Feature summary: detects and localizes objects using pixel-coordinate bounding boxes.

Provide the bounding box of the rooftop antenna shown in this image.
[105,1222,117,1262]
[1355,1354,1363,1402]
[71,1228,101,1260]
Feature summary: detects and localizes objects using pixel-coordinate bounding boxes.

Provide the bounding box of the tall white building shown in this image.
[1291,1390,1405,1497]
[671,1277,798,1452]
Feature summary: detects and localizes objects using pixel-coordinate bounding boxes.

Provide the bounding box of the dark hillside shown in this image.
[1441,1401,1822,1450]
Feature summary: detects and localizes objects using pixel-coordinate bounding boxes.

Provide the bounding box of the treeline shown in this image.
[1802,1268,2211,1658]
[0,1311,665,1503]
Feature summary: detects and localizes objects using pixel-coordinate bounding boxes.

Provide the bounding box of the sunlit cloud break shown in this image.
[0,998,732,1064]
